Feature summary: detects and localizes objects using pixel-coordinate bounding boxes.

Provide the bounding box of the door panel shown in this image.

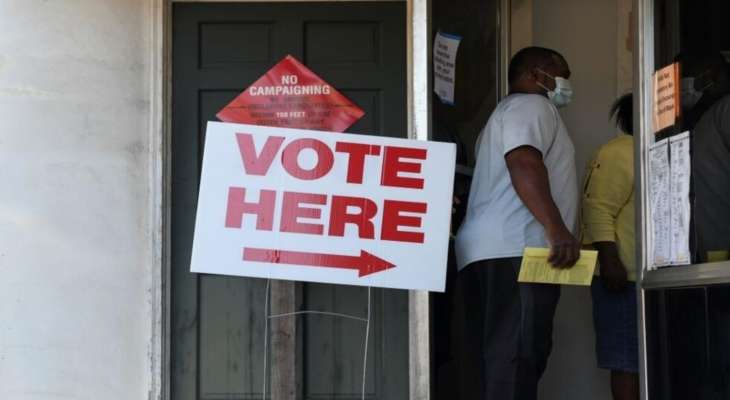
[172,3,407,399]
[198,276,268,397]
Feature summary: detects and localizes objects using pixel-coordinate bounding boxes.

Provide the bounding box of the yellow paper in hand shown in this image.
[518,247,598,286]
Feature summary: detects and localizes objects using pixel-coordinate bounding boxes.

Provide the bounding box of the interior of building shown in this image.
[432,0,633,398]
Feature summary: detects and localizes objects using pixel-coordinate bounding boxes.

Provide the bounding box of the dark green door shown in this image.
[172,3,408,399]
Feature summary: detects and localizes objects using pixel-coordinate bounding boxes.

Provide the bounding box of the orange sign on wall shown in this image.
[653,62,681,133]
[217,55,365,132]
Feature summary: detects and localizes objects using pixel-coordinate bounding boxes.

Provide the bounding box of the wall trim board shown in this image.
[149,1,170,400]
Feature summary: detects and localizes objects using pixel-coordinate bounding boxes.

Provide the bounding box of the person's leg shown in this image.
[514,258,561,400]
[591,277,640,400]
[458,261,489,399]
[482,257,561,400]
[482,258,523,400]
[610,370,640,400]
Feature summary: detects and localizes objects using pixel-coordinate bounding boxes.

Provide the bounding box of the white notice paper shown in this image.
[649,138,671,268]
[648,132,693,270]
[669,132,691,265]
[433,31,462,105]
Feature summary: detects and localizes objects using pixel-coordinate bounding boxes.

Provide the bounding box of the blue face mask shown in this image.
[537,69,574,108]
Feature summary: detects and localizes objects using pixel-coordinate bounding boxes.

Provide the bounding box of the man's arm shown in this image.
[505,145,580,268]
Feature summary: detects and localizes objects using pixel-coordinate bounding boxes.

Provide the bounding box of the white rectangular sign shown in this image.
[191,122,456,292]
[433,31,462,105]
[649,138,671,268]
[647,132,692,270]
[669,132,691,265]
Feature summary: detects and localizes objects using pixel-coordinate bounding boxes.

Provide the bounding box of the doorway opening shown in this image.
[431,1,635,399]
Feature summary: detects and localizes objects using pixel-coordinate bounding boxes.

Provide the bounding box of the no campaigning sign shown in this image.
[190,122,456,292]
[217,55,365,133]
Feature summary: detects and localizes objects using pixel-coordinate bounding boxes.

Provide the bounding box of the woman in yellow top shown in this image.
[582,93,638,400]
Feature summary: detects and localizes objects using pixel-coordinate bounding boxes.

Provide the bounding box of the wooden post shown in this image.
[270,280,297,400]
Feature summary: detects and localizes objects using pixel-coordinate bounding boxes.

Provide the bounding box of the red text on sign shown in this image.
[227,132,430,244]
[225,187,427,244]
[235,133,427,188]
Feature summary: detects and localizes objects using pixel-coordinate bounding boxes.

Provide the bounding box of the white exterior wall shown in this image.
[0,1,161,399]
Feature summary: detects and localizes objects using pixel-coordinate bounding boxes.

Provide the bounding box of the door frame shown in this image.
[633,1,652,399]
[149,0,432,399]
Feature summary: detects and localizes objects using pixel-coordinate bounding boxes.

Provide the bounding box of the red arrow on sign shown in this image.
[243,247,395,277]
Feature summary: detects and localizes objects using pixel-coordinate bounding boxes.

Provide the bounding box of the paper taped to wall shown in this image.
[649,138,671,268]
[433,31,461,105]
[647,132,692,269]
[669,132,691,265]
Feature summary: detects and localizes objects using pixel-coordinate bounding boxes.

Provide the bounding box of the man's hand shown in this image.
[546,224,581,268]
[594,242,628,291]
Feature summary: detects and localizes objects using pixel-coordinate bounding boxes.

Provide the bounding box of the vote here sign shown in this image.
[191,122,456,292]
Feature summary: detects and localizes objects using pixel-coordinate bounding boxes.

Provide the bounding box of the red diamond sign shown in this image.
[216,55,365,132]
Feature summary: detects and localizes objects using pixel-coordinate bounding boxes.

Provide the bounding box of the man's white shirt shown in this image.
[455,94,578,269]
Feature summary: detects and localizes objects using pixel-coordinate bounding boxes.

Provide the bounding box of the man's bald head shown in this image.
[508,47,570,95]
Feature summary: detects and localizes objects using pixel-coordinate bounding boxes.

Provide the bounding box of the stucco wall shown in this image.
[0,1,159,399]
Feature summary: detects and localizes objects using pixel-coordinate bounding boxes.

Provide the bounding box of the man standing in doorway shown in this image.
[455,46,580,399]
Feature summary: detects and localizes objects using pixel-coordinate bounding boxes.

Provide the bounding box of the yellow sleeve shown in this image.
[582,142,633,244]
